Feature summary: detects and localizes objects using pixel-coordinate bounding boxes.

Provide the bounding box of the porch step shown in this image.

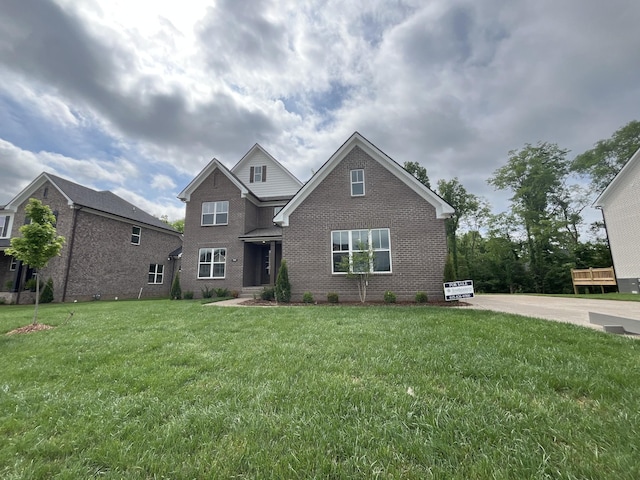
[240,286,268,298]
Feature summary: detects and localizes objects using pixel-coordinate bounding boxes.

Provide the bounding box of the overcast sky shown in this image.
[1,0,639,222]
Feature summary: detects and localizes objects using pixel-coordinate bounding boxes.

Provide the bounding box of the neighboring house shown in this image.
[593,147,640,294]
[0,173,182,304]
[179,132,454,301]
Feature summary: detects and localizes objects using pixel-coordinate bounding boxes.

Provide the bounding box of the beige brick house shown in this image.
[594,146,640,294]
[0,173,182,304]
[179,132,454,301]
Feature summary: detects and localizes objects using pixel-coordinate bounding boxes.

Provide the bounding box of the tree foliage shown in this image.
[6,199,65,324]
[403,161,430,189]
[339,241,373,303]
[170,272,182,300]
[275,259,291,303]
[572,120,640,192]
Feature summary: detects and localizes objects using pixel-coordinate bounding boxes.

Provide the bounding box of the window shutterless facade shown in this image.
[131,226,141,245]
[148,264,164,284]
[198,247,227,278]
[350,169,365,196]
[331,228,391,274]
[202,201,229,226]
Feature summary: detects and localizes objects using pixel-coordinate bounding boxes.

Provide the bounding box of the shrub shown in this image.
[261,287,275,301]
[5,280,13,290]
[201,285,214,299]
[231,290,240,298]
[24,277,42,292]
[302,291,314,304]
[184,291,194,300]
[383,290,396,303]
[40,277,54,304]
[327,292,339,304]
[214,287,229,298]
[415,291,428,303]
[275,259,291,303]
[443,253,456,282]
[170,273,182,300]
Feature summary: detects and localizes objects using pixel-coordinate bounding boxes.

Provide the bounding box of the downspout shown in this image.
[62,206,81,302]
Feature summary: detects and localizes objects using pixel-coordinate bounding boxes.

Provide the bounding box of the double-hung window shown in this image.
[198,248,227,278]
[0,215,10,238]
[250,165,267,183]
[331,228,391,274]
[350,169,365,196]
[131,226,141,245]
[202,201,229,226]
[148,264,164,284]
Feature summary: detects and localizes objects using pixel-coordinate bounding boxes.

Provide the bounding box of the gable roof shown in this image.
[231,143,303,192]
[273,132,455,226]
[177,158,252,202]
[5,173,179,233]
[593,146,640,208]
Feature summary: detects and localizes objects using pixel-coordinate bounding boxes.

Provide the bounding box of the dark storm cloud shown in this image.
[0,0,278,154]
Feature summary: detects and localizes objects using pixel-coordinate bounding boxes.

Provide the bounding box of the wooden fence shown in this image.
[570,267,617,294]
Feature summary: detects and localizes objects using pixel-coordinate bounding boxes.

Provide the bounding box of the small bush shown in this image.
[261,287,275,301]
[327,292,339,304]
[230,290,240,298]
[201,285,214,299]
[302,291,314,304]
[170,273,182,300]
[383,290,396,303]
[5,280,13,290]
[415,291,428,303]
[40,277,54,303]
[213,287,229,298]
[274,259,291,303]
[184,291,194,300]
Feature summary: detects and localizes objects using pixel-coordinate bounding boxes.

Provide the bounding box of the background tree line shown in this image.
[405,120,640,294]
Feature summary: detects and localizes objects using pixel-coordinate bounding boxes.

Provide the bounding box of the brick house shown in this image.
[0,173,182,304]
[179,132,454,301]
[593,146,640,294]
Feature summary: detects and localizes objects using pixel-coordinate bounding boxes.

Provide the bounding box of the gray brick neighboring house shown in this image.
[0,173,182,304]
[179,132,454,301]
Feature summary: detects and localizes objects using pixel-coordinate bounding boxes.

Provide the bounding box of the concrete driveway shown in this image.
[464,294,640,332]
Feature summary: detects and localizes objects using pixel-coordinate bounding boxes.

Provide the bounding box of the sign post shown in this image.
[443,280,474,301]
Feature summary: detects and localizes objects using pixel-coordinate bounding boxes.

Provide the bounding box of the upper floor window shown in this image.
[0,215,10,238]
[202,201,229,226]
[250,165,267,183]
[198,248,226,278]
[148,264,164,284]
[9,257,18,271]
[131,226,141,245]
[351,169,365,196]
[331,228,391,274]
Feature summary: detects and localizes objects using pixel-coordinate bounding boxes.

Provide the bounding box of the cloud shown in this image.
[151,174,177,191]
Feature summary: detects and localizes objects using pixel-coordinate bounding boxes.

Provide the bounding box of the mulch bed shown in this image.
[6,323,55,335]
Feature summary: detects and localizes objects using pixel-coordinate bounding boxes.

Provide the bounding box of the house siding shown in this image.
[181,169,246,297]
[282,146,448,302]
[600,157,640,293]
[232,149,301,198]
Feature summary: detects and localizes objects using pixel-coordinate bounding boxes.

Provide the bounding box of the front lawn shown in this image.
[1,300,638,479]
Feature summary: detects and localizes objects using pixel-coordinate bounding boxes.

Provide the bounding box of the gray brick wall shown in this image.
[181,170,246,297]
[283,146,448,302]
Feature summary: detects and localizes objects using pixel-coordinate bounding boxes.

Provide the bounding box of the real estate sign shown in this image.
[443,280,474,301]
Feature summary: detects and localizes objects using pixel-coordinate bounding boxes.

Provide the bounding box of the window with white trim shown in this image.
[131,226,141,245]
[0,215,10,238]
[202,201,229,226]
[331,228,391,274]
[9,257,18,271]
[350,169,365,196]
[198,248,227,278]
[250,165,267,183]
[148,264,164,284]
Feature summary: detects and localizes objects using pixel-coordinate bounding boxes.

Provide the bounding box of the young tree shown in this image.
[170,272,182,300]
[6,198,65,324]
[339,240,373,303]
[572,120,640,192]
[274,259,291,303]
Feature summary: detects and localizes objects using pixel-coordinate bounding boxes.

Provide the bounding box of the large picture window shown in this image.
[331,228,391,274]
[148,264,164,284]
[198,248,227,278]
[202,201,229,226]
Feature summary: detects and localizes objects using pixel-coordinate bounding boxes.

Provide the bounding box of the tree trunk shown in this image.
[32,271,39,325]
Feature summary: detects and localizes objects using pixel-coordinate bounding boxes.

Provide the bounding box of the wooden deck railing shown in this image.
[571,267,617,294]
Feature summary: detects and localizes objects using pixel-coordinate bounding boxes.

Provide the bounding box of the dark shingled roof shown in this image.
[46,174,179,233]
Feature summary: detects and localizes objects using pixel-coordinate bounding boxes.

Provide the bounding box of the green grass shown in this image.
[534,292,640,302]
[1,300,639,479]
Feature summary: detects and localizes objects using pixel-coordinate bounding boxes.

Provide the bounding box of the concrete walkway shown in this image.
[464,294,640,332]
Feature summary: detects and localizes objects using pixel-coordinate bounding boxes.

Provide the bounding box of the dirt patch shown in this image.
[6,323,55,335]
